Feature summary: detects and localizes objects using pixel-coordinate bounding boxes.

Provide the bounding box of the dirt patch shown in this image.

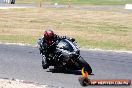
[0,79,49,88]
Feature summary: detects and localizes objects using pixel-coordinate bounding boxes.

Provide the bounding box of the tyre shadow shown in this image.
[46,67,82,75]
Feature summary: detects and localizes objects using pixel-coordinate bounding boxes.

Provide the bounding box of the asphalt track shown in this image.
[0,3,132,13]
[0,44,132,88]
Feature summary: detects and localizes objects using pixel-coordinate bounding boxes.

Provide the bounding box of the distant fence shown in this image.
[4,0,10,3]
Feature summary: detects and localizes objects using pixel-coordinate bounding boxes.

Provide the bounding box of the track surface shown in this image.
[0,3,132,13]
[0,44,132,88]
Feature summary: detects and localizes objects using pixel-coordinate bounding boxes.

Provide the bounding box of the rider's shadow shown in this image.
[46,67,82,75]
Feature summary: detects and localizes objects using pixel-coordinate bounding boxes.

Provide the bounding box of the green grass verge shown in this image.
[77,36,126,50]
[0,35,37,45]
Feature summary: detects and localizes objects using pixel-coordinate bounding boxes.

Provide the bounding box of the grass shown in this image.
[16,0,132,5]
[0,8,132,50]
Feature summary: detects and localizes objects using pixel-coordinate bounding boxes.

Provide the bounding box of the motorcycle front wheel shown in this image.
[78,56,92,75]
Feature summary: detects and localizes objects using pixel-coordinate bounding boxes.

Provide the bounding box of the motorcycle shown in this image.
[38,38,92,75]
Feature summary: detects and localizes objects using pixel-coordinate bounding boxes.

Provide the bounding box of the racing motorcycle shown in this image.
[38,38,92,75]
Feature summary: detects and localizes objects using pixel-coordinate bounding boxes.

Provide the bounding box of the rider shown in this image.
[38,30,75,69]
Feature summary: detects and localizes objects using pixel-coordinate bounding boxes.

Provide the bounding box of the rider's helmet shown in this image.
[44,30,55,46]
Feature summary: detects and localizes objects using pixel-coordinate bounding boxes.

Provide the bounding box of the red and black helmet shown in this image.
[44,30,55,45]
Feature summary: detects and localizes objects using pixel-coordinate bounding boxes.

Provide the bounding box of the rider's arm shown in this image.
[38,37,47,55]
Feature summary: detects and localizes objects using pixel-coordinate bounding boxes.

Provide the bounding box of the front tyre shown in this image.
[78,56,92,75]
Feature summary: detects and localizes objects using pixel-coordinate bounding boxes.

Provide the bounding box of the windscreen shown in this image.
[57,39,74,52]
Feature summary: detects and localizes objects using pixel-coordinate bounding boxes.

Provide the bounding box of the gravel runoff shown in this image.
[0,78,62,88]
[0,79,48,88]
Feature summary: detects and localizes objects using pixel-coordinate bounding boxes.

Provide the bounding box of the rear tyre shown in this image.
[78,56,92,75]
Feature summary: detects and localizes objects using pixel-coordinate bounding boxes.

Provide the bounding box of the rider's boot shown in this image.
[42,55,49,69]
